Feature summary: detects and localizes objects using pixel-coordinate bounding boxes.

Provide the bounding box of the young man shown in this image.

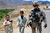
[3,15,13,33]
[28,2,47,33]
[17,9,27,33]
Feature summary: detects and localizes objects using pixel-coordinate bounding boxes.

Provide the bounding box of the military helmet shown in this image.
[33,1,39,7]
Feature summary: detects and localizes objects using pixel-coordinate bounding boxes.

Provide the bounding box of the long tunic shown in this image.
[17,16,27,33]
[3,20,13,33]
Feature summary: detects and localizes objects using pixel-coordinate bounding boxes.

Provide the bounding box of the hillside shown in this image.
[0,0,23,9]
[0,0,50,9]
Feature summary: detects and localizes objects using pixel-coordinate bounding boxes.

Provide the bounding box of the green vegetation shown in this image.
[0,9,15,20]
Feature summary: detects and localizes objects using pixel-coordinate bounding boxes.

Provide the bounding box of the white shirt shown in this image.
[3,20,11,25]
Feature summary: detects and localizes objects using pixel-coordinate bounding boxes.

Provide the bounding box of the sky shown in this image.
[23,0,50,2]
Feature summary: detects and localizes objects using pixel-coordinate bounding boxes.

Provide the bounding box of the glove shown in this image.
[44,24,47,28]
[29,22,32,27]
[27,24,29,27]
[27,22,32,27]
[38,22,41,26]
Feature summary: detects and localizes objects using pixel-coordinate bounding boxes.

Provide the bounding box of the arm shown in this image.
[3,20,7,26]
[42,12,47,24]
[3,21,6,26]
[28,11,33,23]
[27,11,33,27]
[25,17,27,27]
[41,11,47,28]
[16,17,20,27]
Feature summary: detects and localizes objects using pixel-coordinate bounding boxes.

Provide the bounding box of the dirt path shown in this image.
[13,27,32,33]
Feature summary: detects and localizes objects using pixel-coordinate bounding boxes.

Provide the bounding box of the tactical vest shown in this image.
[31,8,40,22]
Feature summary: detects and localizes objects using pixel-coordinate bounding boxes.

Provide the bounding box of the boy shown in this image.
[3,15,13,33]
[17,9,27,33]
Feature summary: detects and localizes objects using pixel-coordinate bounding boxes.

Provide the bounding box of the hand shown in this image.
[44,24,47,28]
[27,24,30,27]
[5,24,9,26]
[16,25,19,29]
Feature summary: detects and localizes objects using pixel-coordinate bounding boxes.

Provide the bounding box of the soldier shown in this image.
[3,15,13,33]
[16,9,27,33]
[28,2,47,33]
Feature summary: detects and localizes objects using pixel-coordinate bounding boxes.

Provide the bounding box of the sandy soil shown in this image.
[0,4,50,33]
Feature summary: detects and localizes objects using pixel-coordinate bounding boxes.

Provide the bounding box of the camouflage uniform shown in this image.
[28,8,47,33]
